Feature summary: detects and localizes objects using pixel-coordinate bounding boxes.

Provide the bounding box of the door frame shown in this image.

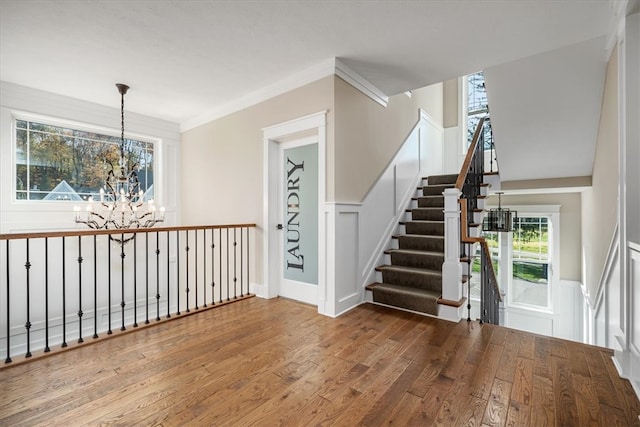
[262,111,327,312]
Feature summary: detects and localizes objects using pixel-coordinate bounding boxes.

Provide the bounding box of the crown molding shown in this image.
[181,58,388,133]
[333,58,389,108]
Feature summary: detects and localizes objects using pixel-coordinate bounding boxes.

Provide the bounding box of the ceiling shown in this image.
[1,0,629,185]
[1,0,618,129]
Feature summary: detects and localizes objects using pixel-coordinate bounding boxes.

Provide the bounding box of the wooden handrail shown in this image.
[455,115,488,190]
[459,201,482,243]
[480,239,502,302]
[0,223,257,241]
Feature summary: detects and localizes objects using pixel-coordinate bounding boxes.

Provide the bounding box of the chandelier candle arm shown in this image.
[73,83,164,236]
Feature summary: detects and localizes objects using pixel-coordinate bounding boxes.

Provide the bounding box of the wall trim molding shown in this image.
[182,58,389,132]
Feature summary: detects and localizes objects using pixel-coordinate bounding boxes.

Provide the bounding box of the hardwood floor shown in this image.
[1,297,638,426]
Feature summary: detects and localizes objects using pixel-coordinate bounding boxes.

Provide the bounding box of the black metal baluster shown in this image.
[211,228,216,305]
[195,230,199,309]
[24,238,32,358]
[77,236,84,343]
[247,227,250,296]
[5,240,11,363]
[108,237,112,334]
[133,234,138,327]
[120,233,126,331]
[157,231,162,321]
[44,238,50,352]
[467,244,471,322]
[233,228,237,299]
[62,237,67,347]
[203,229,207,308]
[176,231,180,315]
[219,228,222,304]
[185,230,190,313]
[240,228,244,297]
[226,228,230,301]
[166,231,170,319]
[93,235,98,339]
[145,232,149,324]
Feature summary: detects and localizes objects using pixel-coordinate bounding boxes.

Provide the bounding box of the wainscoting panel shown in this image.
[629,243,640,395]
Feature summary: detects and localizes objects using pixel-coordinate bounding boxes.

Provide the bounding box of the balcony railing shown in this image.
[0,224,255,364]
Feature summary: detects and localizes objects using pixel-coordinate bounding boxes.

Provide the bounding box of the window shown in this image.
[510,216,551,309]
[465,71,493,150]
[15,118,155,201]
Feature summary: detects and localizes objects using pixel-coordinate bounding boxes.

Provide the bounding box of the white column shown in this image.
[442,188,462,306]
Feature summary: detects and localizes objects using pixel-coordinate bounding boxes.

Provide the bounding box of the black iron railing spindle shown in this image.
[107,238,112,335]
[145,233,149,324]
[219,229,222,304]
[62,237,67,347]
[201,229,205,308]
[233,228,237,299]
[120,234,126,331]
[24,239,32,358]
[185,230,191,312]
[44,238,50,352]
[5,240,11,364]
[176,231,180,315]
[226,228,230,301]
[77,236,84,343]
[211,228,215,305]
[166,231,170,319]
[240,228,244,297]
[133,234,138,328]
[93,235,98,339]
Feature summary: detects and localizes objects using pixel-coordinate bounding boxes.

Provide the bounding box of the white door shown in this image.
[277,136,319,305]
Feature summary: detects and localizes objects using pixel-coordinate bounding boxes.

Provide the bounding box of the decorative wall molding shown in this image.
[182,58,389,132]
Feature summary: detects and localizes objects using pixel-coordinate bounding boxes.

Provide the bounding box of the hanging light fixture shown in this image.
[483,192,515,232]
[74,83,164,238]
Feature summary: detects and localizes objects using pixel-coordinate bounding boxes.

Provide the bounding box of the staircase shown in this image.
[367,173,458,316]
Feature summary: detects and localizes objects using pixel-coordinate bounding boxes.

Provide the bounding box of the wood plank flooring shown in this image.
[1,297,638,426]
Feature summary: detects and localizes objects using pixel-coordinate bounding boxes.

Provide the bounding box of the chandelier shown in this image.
[74,83,164,237]
[483,192,516,232]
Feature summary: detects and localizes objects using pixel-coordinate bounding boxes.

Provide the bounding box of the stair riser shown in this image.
[397,236,444,252]
[427,174,458,186]
[411,209,443,221]
[405,222,444,236]
[380,270,441,293]
[390,252,443,270]
[371,289,438,316]
[422,185,454,196]
[417,197,444,208]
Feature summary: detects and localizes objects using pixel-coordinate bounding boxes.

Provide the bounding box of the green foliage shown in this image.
[15,120,154,200]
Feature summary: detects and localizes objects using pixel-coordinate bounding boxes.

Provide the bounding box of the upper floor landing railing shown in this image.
[0,224,255,365]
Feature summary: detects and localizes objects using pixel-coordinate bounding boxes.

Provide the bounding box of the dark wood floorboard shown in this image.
[1,297,639,426]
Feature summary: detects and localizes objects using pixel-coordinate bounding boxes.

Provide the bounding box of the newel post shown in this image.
[442,188,463,307]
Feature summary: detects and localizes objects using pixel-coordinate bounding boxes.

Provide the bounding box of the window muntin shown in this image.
[15,118,155,201]
[466,71,492,150]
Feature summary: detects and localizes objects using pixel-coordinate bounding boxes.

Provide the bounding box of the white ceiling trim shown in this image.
[181,58,388,133]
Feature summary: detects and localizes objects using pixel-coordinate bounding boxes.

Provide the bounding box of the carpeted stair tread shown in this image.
[368,282,440,316]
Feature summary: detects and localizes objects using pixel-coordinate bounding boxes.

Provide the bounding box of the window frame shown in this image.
[11,111,162,205]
